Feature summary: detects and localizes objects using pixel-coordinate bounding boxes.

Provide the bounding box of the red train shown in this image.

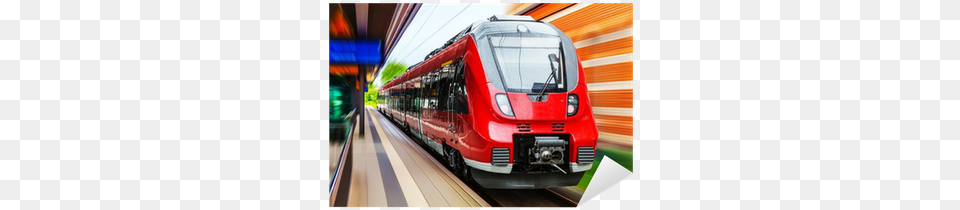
[377,15,597,189]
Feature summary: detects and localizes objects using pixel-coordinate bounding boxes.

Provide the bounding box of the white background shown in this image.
[1,0,959,210]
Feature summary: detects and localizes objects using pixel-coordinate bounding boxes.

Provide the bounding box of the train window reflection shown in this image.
[489,35,565,93]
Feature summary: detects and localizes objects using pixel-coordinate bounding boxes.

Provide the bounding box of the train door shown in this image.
[448,59,467,145]
[446,80,454,142]
[445,61,459,142]
[428,71,441,142]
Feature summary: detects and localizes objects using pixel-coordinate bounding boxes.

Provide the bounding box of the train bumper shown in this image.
[464,158,513,174]
[570,163,593,173]
[471,169,585,189]
[465,157,593,174]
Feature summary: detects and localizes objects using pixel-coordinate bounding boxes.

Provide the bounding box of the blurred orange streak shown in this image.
[526,3,574,20]
[584,62,633,84]
[331,64,358,75]
[330,8,354,38]
[575,37,633,61]
[548,3,632,43]
[506,3,533,15]
[587,90,633,108]
[594,114,634,136]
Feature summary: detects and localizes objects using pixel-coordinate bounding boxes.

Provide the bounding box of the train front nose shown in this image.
[502,92,568,121]
[472,134,590,189]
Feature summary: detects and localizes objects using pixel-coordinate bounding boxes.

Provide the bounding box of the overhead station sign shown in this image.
[330,39,382,65]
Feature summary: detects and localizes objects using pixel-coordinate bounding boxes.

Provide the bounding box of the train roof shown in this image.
[381,15,550,89]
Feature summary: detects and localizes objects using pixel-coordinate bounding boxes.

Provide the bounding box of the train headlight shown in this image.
[567,94,579,116]
[495,94,514,117]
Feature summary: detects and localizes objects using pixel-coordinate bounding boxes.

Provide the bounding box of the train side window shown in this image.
[423,75,433,109]
[411,86,417,114]
[412,83,420,116]
[435,70,442,110]
[419,80,425,115]
[403,86,408,111]
[440,64,455,112]
[421,76,427,109]
[428,70,443,110]
[405,86,412,113]
[446,63,457,113]
[424,74,429,109]
[432,68,444,111]
[426,73,434,109]
[438,70,445,111]
[406,87,410,113]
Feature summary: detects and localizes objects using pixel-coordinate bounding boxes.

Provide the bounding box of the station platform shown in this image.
[332,107,490,207]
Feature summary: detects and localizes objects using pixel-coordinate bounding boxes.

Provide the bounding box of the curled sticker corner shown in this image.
[578,156,633,206]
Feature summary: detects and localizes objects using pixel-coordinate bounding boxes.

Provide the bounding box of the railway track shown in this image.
[473,187,579,207]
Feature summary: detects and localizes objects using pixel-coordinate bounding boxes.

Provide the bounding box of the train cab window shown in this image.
[489,35,566,93]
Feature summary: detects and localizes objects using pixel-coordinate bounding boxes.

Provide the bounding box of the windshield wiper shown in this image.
[535,53,560,101]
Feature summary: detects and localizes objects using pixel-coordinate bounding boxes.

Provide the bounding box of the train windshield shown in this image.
[489,34,565,93]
